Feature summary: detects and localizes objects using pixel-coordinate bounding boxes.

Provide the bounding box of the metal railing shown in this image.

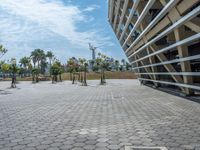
[138,78,200,91]
[132,54,200,70]
[130,33,200,64]
[122,0,156,48]
[124,0,180,53]
[128,5,200,59]
[119,0,140,40]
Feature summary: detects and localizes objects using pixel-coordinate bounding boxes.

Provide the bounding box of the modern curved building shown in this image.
[108,0,200,96]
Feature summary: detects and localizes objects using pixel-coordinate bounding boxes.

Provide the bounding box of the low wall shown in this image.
[0,71,137,81]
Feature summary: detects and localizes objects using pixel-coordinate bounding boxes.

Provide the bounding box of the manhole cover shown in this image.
[124,146,168,150]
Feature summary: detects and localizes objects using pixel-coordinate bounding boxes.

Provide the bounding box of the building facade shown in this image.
[108,0,200,95]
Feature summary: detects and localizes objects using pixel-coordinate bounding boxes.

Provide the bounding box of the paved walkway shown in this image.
[0,80,200,150]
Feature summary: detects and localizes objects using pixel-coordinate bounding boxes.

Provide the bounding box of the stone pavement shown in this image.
[0,80,200,150]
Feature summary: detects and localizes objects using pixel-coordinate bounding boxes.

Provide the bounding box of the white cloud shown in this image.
[0,0,113,61]
[83,4,100,12]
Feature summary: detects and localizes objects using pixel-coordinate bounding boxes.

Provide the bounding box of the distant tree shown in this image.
[121,59,125,66]
[92,65,99,72]
[19,57,30,68]
[18,67,25,78]
[31,50,39,68]
[27,63,33,76]
[0,61,5,73]
[0,45,8,59]
[126,62,131,71]
[38,50,46,74]
[114,60,120,71]
[46,51,54,75]
[40,60,47,74]
[1,63,10,78]
[0,46,8,77]
[31,49,46,73]
[121,59,126,71]
[46,51,54,67]
[19,57,30,77]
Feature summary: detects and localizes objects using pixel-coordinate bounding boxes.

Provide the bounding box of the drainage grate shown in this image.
[124,146,168,150]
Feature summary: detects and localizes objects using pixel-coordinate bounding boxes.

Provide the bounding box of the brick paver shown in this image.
[0,80,200,150]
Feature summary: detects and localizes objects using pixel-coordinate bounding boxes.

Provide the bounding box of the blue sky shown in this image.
[0,0,126,63]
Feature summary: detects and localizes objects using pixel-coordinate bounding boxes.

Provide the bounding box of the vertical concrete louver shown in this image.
[108,0,200,96]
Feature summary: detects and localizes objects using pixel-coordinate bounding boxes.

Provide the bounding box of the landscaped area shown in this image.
[0,80,200,150]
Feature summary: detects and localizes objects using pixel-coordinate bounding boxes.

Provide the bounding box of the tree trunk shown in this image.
[59,74,62,82]
[36,74,39,82]
[100,69,106,85]
[49,60,52,75]
[72,73,75,84]
[32,74,35,83]
[70,72,72,81]
[83,70,87,86]
[52,76,54,84]
[11,74,16,88]
[80,72,83,83]
[55,75,57,82]
[103,69,106,84]
[100,69,103,85]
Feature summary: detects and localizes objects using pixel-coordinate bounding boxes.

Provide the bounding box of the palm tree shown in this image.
[114,60,120,71]
[121,59,126,71]
[67,58,78,83]
[50,60,63,83]
[19,57,30,68]
[10,58,18,88]
[121,59,125,66]
[31,50,41,81]
[78,58,85,83]
[83,62,88,86]
[50,63,59,83]
[0,45,8,59]
[31,49,45,69]
[31,49,47,75]
[32,68,39,83]
[126,62,131,71]
[96,53,109,85]
[67,58,73,81]
[56,61,63,82]
[78,58,88,86]
[40,59,47,74]
[31,50,39,68]
[19,57,30,77]
[46,51,54,67]
[37,49,46,71]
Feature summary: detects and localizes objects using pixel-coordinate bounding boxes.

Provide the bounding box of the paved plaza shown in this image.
[0,80,200,150]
